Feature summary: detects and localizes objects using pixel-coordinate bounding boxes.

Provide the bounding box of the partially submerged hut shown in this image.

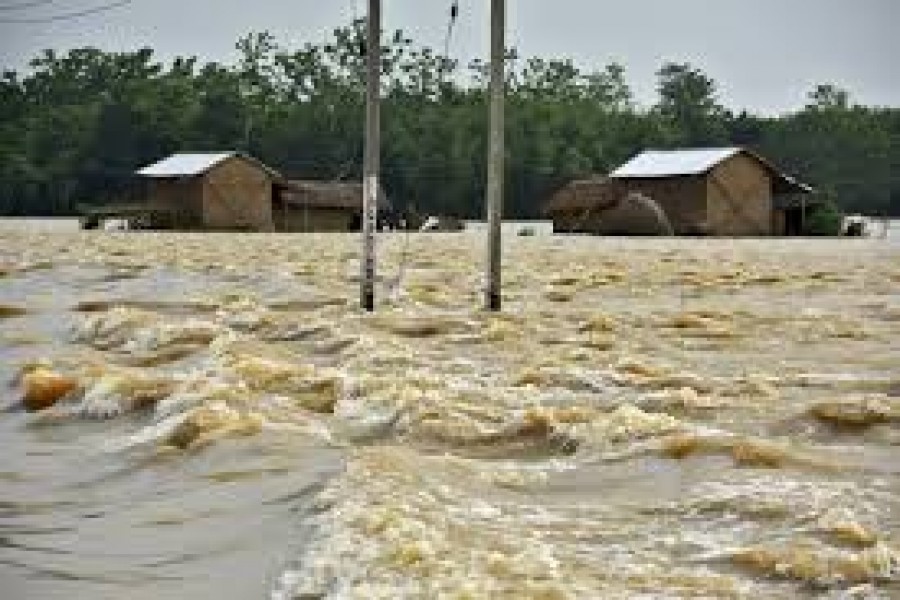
[543,177,620,233]
[609,148,815,236]
[134,152,280,231]
[83,152,400,233]
[273,180,387,232]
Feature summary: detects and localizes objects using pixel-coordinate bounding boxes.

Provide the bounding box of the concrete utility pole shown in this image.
[485,0,505,311]
[361,0,381,311]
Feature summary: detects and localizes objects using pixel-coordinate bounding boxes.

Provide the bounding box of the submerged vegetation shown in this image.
[0,18,897,218]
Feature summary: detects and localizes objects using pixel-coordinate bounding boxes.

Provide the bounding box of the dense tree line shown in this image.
[1,19,897,218]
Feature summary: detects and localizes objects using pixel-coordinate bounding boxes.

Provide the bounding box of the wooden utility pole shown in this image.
[361,0,381,311]
[485,0,505,311]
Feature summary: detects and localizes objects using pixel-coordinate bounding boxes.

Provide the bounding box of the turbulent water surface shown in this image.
[1,228,899,599]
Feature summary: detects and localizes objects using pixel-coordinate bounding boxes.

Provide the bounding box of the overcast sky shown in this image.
[1,0,897,114]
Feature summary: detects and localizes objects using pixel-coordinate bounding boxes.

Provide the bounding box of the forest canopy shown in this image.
[1,19,897,218]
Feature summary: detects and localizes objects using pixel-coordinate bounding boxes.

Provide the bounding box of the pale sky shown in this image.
[1,0,897,114]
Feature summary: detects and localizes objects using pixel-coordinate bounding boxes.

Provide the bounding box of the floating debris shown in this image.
[21,368,78,411]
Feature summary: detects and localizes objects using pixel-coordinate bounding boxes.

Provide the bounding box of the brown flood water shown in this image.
[1,229,899,599]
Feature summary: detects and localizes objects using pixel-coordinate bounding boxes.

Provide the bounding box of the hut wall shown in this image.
[614,176,708,235]
[549,205,603,234]
[546,185,578,232]
[146,179,203,228]
[546,187,577,233]
[553,213,607,234]
[201,157,274,231]
[772,209,787,236]
[551,213,589,233]
[706,153,773,236]
[277,206,358,232]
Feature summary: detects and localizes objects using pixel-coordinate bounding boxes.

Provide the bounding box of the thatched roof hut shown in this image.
[273,180,389,232]
[543,177,622,233]
[545,147,816,237]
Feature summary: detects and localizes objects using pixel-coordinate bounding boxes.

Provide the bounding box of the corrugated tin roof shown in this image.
[137,152,236,177]
[136,152,282,179]
[610,148,741,178]
[611,147,814,195]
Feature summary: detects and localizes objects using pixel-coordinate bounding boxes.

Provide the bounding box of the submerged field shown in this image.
[1,229,899,599]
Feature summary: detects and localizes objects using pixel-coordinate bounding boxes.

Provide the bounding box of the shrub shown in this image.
[803,200,843,236]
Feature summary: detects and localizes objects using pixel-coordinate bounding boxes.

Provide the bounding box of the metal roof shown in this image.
[610,148,741,178]
[137,152,235,177]
[610,147,814,195]
[137,152,281,179]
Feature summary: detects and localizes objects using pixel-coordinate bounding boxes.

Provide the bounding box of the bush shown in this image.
[803,201,843,236]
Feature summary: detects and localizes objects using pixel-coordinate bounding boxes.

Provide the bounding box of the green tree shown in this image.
[0,19,896,220]
[655,62,728,146]
[762,85,892,215]
[807,83,851,111]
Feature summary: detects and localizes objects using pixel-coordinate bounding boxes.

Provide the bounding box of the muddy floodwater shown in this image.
[1,229,898,599]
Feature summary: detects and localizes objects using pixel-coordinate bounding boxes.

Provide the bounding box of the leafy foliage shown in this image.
[0,19,897,218]
[803,200,844,236]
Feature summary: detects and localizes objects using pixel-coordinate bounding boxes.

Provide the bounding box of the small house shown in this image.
[273,180,388,232]
[609,147,815,236]
[135,152,280,230]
